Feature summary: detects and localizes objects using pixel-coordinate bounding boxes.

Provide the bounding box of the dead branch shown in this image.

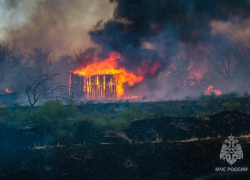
[26,73,68,111]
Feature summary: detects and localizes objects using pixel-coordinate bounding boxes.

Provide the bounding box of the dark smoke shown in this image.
[89,0,250,97]
[90,0,250,61]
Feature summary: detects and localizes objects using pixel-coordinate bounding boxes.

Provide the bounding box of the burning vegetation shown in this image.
[5,88,12,93]
[205,85,222,96]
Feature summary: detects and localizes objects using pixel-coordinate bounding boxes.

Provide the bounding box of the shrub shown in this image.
[0,108,28,128]
[222,102,231,110]
[108,105,117,112]
[109,110,134,131]
[142,108,155,118]
[29,101,84,144]
[201,102,208,109]
[220,92,240,99]
[129,104,141,119]
[153,103,169,116]
[222,102,242,111]
[171,104,183,116]
[243,91,250,98]
[230,102,242,111]
[197,111,211,119]
[89,113,109,131]
[8,109,29,128]
[0,108,12,119]
[198,93,207,101]
[30,101,65,131]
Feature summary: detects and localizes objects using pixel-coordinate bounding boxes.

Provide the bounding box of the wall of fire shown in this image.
[69,73,117,100]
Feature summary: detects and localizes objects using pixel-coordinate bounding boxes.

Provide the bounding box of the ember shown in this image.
[5,88,12,93]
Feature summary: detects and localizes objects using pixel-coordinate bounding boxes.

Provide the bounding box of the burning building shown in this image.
[70,73,117,100]
[69,52,145,100]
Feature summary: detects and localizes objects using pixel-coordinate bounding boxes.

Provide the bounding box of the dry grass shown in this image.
[165,136,221,143]
[238,134,250,138]
[33,142,65,149]
[151,135,163,143]
[113,132,133,144]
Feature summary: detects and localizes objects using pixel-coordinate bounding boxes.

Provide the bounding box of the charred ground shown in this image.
[1,94,250,180]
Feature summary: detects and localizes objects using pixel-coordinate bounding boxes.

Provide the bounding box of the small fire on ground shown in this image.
[5,88,12,93]
[205,85,222,95]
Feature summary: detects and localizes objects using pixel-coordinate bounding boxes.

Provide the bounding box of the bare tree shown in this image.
[0,42,12,83]
[166,58,191,87]
[166,55,204,88]
[26,73,67,111]
[0,42,12,63]
[208,41,250,85]
[27,48,52,75]
[0,42,27,91]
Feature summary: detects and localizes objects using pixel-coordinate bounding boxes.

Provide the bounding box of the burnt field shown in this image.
[1,97,250,180]
[1,137,250,180]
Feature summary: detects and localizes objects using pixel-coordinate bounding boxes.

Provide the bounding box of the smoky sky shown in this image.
[0,0,114,55]
[90,0,250,70]
[2,0,250,69]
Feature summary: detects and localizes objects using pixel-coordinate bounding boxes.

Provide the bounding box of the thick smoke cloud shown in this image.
[1,0,114,55]
[91,0,250,58]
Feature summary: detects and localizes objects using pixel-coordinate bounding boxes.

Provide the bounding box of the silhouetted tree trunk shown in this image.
[0,42,12,83]
[26,73,67,111]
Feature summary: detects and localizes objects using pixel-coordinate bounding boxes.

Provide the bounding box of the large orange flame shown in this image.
[137,60,162,78]
[72,52,144,97]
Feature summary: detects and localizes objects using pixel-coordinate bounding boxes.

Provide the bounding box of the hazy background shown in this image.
[0,0,115,55]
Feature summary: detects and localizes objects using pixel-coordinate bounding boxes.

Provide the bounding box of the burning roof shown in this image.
[71,52,146,99]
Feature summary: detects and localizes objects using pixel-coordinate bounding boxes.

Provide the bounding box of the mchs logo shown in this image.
[220,134,243,165]
[215,135,248,172]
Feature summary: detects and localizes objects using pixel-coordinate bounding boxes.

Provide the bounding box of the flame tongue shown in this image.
[205,85,222,95]
[5,88,12,93]
[72,52,144,97]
